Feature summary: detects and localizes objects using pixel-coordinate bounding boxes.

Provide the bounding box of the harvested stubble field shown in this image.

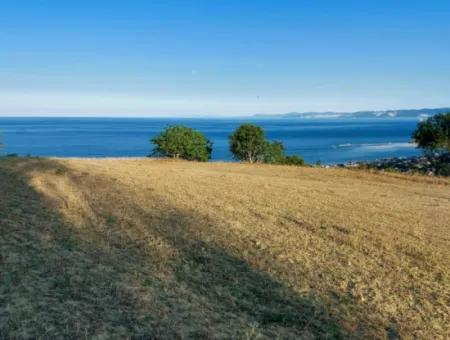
[0,157,449,339]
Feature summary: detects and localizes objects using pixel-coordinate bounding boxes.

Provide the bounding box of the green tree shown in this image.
[263,141,286,164]
[229,124,267,163]
[151,125,212,162]
[413,112,450,152]
[229,124,306,166]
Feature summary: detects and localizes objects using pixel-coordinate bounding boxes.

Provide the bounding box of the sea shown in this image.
[0,117,422,164]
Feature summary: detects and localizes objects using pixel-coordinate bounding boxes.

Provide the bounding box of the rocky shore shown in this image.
[337,152,450,176]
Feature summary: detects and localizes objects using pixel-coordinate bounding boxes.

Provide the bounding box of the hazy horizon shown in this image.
[1,106,449,119]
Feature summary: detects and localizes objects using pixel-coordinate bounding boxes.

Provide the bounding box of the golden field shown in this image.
[0,157,449,339]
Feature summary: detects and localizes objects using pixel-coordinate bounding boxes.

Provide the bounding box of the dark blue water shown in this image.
[0,117,421,164]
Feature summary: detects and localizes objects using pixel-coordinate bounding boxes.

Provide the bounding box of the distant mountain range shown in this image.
[254,107,450,119]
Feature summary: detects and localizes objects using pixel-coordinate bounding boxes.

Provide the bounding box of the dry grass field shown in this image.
[1,157,449,339]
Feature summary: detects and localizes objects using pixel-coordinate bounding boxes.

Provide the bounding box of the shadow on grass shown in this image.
[0,157,374,338]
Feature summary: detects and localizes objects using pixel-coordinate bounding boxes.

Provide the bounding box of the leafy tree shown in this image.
[229,123,306,166]
[229,124,267,163]
[150,125,212,162]
[413,112,450,152]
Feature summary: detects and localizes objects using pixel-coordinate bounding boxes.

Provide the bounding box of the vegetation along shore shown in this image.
[338,152,450,176]
[338,112,450,176]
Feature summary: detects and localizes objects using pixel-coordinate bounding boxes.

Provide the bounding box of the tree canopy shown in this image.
[229,124,267,163]
[151,125,212,162]
[413,112,450,152]
[229,123,305,165]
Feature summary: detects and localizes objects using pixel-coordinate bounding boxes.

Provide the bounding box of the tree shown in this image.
[229,123,306,166]
[413,112,450,152]
[150,125,212,162]
[229,124,267,163]
[263,141,286,164]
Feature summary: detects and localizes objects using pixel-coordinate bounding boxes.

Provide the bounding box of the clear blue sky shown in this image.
[1,0,449,116]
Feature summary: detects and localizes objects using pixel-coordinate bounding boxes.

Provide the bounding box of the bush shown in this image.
[283,155,305,166]
[263,141,286,164]
[229,124,267,163]
[435,162,450,176]
[150,125,212,162]
[433,153,450,176]
[413,112,450,152]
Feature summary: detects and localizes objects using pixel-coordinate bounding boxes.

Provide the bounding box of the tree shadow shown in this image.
[0,158,378,338]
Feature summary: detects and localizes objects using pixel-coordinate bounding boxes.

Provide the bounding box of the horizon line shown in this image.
[1,105,449,119]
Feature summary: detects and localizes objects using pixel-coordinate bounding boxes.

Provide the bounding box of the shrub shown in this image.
[229,124,267,163]
[434,153,450,176]
[413,112,450,152]
[283,155,305,166]
[436,163,450,176]
[435,162,450,176]
[150,125,212,162]
[263,141,286,164]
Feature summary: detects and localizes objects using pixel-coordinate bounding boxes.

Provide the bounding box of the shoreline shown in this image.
[336,152,450,176]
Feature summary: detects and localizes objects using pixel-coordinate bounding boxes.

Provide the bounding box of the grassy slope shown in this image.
[0,158,449,339]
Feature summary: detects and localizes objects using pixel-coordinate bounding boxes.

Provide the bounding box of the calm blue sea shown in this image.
[0,117,421,164]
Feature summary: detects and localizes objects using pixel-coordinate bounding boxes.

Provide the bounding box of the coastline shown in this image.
[336,152,450,176]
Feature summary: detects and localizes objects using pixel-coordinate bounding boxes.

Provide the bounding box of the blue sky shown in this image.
[1,0,449,116]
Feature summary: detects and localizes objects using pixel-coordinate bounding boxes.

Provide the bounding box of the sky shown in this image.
[0,0,449,117]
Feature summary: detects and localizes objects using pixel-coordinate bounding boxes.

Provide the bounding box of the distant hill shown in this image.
[254,107,450,119]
